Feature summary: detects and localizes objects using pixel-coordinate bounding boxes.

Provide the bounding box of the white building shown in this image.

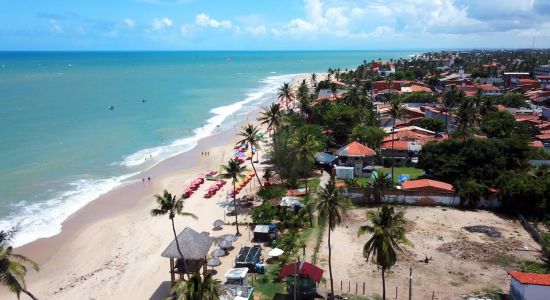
[534,65,550,76]
[508,271,550,300]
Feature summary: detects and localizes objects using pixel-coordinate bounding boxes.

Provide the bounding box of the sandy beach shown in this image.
[0,74,314,300]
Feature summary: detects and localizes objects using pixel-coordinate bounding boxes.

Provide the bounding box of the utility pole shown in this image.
[409,268,413,300]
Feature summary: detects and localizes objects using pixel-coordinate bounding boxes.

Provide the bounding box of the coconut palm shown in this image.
[330,83,338,101]
[297,82,311,118]
[388,100,405,182]
[367,172,393,202]
[236,124,262,186]
[289,131,322,194]
[221,158,247,236]
[0,230,39,300]
[151,190,197,277]
[317,175,349,299]
[277,83,293,108]
[441,87,458,134]
[358,206,411,300]
[310,73,317,86]
[170,272,221,300]
[258,103,283,133]
[454,94,477,141]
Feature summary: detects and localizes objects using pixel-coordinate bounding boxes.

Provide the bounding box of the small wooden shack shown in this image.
[161,227,213,283]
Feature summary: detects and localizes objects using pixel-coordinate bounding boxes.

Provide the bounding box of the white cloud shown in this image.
[150,17,173,31]
[195,13,231,29]
[48,19,63,33]
[245,25,267,36]
[124,18,136,28]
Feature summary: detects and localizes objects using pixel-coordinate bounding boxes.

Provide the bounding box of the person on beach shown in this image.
[142,178,144,183]
[148,177,151,182]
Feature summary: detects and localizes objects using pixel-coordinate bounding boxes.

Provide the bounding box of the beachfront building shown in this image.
[334,141,376,178]
[534,65,550,77]
[161,227,213,283]
[508,271,550,300]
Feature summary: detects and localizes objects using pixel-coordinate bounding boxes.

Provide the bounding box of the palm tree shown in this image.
[258,103,283,133]
[388,100,405,182]
[358,206,411,300]
[289,131,322,194]
[366,172,393,202]
[236,124,262,186]
[277,83,293,108]
[310,73,317,86]
[454,95,477,141]
[441,87,458,134]
[317,175,349,299]
[170,272,221,300]
[221,158,247,236]
[151,190,197,278]
[0,230,39,300]
[330,83,338,101]
[297,81,311,118]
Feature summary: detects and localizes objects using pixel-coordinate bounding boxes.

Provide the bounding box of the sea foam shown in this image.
[0,73,302,247]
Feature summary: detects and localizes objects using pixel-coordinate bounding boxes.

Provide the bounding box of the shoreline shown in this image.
[2,73,313,299]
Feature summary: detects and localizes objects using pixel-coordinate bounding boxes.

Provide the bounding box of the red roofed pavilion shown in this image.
[280,261,324,282]
[508,271,550,300]
[334,141,375,157]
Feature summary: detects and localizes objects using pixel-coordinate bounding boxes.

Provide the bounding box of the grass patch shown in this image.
[250,265,286,300]
[311,217,326,264]
[379,167,425,184]
[354,167,425,186]
[519,260,550,274]
[298,177,321,189]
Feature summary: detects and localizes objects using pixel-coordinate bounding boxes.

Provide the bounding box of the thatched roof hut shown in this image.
[161,227,213,283]
[161,227,213,260]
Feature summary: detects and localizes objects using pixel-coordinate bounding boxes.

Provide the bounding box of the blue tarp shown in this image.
[314,152,337,165]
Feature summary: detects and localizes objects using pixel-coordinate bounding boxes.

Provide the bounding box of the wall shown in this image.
[524,284,550,300]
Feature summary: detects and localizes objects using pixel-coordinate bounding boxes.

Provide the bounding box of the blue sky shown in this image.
[1,0,550,50]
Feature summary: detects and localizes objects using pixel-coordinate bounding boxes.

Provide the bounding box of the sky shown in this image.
[1,0,550,50]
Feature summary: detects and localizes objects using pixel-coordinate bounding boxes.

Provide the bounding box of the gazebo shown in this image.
[334,141,376,177]
[161,227,213,283]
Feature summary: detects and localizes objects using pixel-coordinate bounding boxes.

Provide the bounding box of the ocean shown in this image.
[0,51,413,246]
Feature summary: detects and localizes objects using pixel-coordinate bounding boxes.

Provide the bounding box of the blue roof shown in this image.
[314,152,337,164]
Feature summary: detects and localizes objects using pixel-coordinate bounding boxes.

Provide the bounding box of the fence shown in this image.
[518,214,544,246]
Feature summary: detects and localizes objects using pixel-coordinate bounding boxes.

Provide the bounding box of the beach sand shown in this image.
[0,73,317,299]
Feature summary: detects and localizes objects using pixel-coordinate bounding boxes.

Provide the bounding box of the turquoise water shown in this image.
[0,51,413,245]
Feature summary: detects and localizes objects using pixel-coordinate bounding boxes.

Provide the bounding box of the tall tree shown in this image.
[358,206,411,300]
[441,87,458,134]
[170,272,221,300]
[289,130,322,194]
[236,124,262,186]
[151,190,197,278]
[388,99,405,182]
[0,230,39,300]
[367,172,394,202]
[317,175,349,299]
[277,83,293,108]
[221,158,247,236]
[297,81,311,118]
[310,73,317,86]
[258,103,283,133]
[453,94,478,141]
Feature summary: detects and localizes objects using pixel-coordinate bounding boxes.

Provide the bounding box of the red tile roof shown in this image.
[478,84,499,92]
[335,141,376,157]
[381,140,409,151]
[402,179,455,192]
[530,140,544,148]
[508,271,550,286]
[280,262,324,282]
[515,115,540,122]
[411,84,432,93]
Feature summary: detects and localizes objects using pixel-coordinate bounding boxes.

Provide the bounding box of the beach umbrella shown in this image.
[211,248,226,257]
[268,248,284,257]
[213,219,224,228]
[224,234,238,242]
[219,240,232,249]
[207,257,222,267]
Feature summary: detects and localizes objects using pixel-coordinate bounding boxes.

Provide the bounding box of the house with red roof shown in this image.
[478,84,502,95]
[508,271,550,300]
[334,141,376,178]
